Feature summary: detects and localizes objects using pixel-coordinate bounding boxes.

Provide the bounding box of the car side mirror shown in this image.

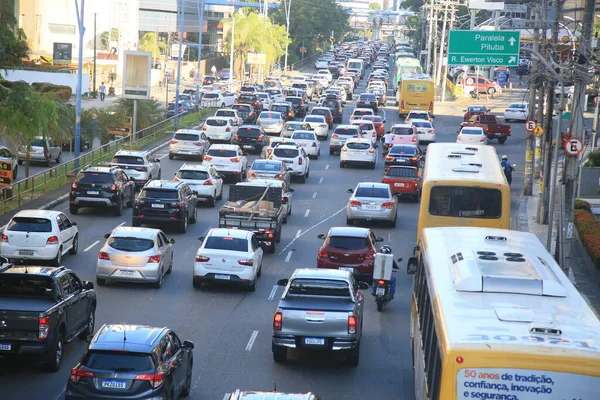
[358,281,370,290]
[259,242,269,250]
[71,221,78,226]
[347,188,354,193]
[276,278,289,286]
[281,197,288,204]
[83,281,94,290]
[104,233,110,239]
[463,109,467,112]
[198,236,205,242]
[317,234,326,239]
[383,119,387,123]
[154,158,161,162]
[86,335,94,343]
[407,257,418,275]
[170,238,176,244]
[376,237,384,242]
[183,340,195,350]
[287,167,293,171]
[289,188,295,192]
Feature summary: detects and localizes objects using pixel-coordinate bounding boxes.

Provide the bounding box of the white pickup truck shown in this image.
[272,268,369,367]
[17,138,62,165]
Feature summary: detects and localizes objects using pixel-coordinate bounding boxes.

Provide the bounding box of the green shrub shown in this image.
[584,151,600,167]
[574,199,591,211]
[574,209,600,270]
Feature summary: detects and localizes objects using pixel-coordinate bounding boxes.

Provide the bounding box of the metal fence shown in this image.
[0,106,217,215]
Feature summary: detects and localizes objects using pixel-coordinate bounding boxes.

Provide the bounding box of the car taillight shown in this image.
[409,157,417,162]
[195,255,210,262]
[202,125,207,131]
[226,127,231,132]
[193,141,203,146]
[273,312,283,331]
[428,129,434,133]
[0,234,7,242]
[317,248,327,258]
[233,134,239,141]
[258,135,264,141]
[109,184,117,191]
[348,316,357,334]
[71,182,78,189]
[400,101,404,109]
[267,148,273,154]
[135,167,148,172]
[365,252,375,259]
[412,136,417,142]
[332,134,339,139]
[238,259,253,266]
[378,280,385,285]
[350,200,361,207]
[172,201,184,207]
[480,137,486,142]
[98,251,110,260]
[37,316,51,340]
[248,172,256,178]
[368,148,375,153]
[204,155,213,161]
[298,157,303,165]
[457,135,462,141]
[148,255,161,263]
[275,173,284,179]
[341,147,348,152]
[385,156,393,161]
[134,372,165,389]
[230,157,240,162]
[70,367,94,383]
[382,201,394,209]
[46,236,59,244]
[170,140,178,144]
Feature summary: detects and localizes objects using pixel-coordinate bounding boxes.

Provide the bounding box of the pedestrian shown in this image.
[211,65,217,77]
[99,82,106,102]
[500,155,514,186]
[505,68,510,83]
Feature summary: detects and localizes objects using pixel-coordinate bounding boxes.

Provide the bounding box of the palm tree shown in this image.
[111,98,163,134]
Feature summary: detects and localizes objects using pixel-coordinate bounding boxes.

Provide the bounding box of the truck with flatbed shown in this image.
[218,184,286,253]
[271,268,369,367]
[460,114,512,144]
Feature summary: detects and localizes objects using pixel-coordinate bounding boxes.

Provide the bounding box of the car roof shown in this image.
[206,116,231,121]
[346,138,372,144]
[273,102,293,107]
[291,268,352,281]
[229,391,318,400]
[208,144,240,150]
[179,163,212,171]
[292,130,316,136]
[273,144,299,150]
[114,150,149,157]
[0,265,67,276]
[260,111,282,116]
[252,159,283,166]
[391,123,413,128]
[215,108,237,112]
[13,209,62,219]
[82,166,117,173]
[352,108,374,113]
[175,129,202,135]
[304,114,325,119]
[351,119,374,125]
[328,226,371,237]
[390,144,418,151]
[238,179,284,188]
[110,226,160,239]
[143,180,182,190]
[90,324,167,353]
[356,182,389,189]
[233,103,252,108]
[207,228,251,239]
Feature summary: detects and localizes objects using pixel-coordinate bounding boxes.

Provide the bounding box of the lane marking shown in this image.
[312,192,317,199]
[268,285,278,301]
[223,394,230,400]
[245,330,259,351]
[158,153,170,160]
[388,232,391,242]
[295,229,302,238]
[325,164,330,170]
[304,209,310,217]
[115,221,126,229]
[319,177,324,184]
[285,251,293,263]
[279,206,346,255]
[83,240,100,252]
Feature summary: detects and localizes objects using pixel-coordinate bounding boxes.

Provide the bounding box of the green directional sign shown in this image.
[447,30,520,66]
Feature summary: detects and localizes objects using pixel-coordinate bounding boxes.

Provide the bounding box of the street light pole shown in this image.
[229,10,235,88]
[283,0,292,72]
[174,0,185,129]
[93,12,97,95]
[195,0,205,104]
[73,0,85,168]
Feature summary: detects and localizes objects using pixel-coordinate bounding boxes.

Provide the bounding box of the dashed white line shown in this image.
[279,206,346,255]
[304,209,310,217]
[223,394,230,400]
[312,192,317,199]
[158,153,170,160]
[83,240,100,252]
[295,229,302,238]
[245,330,259,351]
[319,177,324,184]
[268,285,278,301]
[285,251,293,263]
[116,221,126,228]
[325,164,330,170]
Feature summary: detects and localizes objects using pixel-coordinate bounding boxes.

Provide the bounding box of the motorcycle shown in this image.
[374,257,402,312]
[382,142,393,156]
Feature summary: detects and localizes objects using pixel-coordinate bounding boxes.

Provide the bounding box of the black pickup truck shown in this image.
[0,261,96,371]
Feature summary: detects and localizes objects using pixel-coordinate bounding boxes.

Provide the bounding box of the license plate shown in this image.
[394,183,405,187]
[339,267,354,273]
[376,287,386,296]
[119,270,136,276]
[363,204,378,210]
[304,337,325,345]
[215,274,230,280]
[282,160,293,164]
[102,380,126,389]
[19,250,34,256]
[87,190,100,195]
[151,203,164,208]
[243,145,254,149]
[0,343,11,351]
[396,158,407,162]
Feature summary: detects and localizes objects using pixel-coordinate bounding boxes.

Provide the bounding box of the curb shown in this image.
[515,196,529,232]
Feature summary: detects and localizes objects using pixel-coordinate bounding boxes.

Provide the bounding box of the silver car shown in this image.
[346,182,398,227]
[257,111,285,135]
[168,129,209,160]
[110,150,162,188]
[96,226,174,288]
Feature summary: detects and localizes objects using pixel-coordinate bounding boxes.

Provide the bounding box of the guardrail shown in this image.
[0,104,219,215]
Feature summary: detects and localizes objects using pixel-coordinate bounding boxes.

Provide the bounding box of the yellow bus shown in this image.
[397,74,434,118]
[415,143,510,252]
[406,227,600,400]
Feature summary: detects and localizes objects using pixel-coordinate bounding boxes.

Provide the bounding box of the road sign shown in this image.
[534,126,544,137]
[525,120,536,131]
[300,47,307,53]
[447,30,521,66]
[564,138,583,156]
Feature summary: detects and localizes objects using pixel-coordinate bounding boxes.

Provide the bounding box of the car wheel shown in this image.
[208,196,216,207]
[221,103,226,108]
[390,215,397,228]
[169,153,174,160]
[69,235,78,255]
[180,359,193,397]
[299,173,306,183]
[190,207,197,223]
[44,333,64,372]
[340,162,345,168]
[257,263,262,278]
[216,186,223,200]
[247,278,256,292]
[329,149,334,155]
[371,162,376,170]
[498,138,507,144]
[346,217,353,226]
[69,204,78,215]
[346,342,360,367]
[132,219,141,227]
[488,87,496,95]
[96,277,106,286]
[153,268,163,289]
[273,345,287,363]
[56,153,62,164]
[269,241,276,254]
[157,169,162,179]
[180,216,188,233]
[167,255,173,274]
[114,197,123,216]
[52,247,62,267]
[78,308,95,340]
[127,192,134,208]
[505,118,511,122]
[17,159,23,165]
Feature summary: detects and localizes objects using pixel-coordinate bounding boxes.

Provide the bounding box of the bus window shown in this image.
[429,187,502,218]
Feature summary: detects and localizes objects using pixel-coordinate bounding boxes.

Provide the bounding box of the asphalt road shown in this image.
[0,60,528,400]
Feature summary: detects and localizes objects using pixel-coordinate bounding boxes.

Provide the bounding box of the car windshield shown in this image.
[359,94,376,100]
[461,129,483,135]
[285,123,303,130]
[8,217,52,232]
[272,105,289,113]
[238,127,261,137]
[311,109,329,116]
[429,187,502,218]
[411,121,431,128]
[176,170,209,180]
[77,172,113,184]
[353,110,372,116]
[174,133,200,141]
[112,156,144,165]
[347,142,371,150]
[252,162,282,171]
[354,123,373,130]
[0,275,54,298]
[386,167,417,177]
[206,119,228,127]
[391,127,414,135]
[365,116,382,123]
[232,105,250,112]
[327,236,368,250]
[260,113,280,120]
[82,351,154,371]
[390,146,416,156]
[108,237,155,252]
[509,104,526,109]
[216,111,236,117]
[305,116,324,123]
[239,95,256,101]
[334,128,359,136]
[355,187,389,198]
[207,149,237,157]
[139,189,179,199]
[288,279,351,297]
[204,236,247,252]
[292,132,315,140]
[257,94,268,99]
[31,139,46,147]
[408,113,428,119]
[203,93,218,99]
[468,106,486,112]
[286,98,301,105]
[274,148,299,158]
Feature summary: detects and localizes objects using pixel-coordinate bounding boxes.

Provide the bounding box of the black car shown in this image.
[133,180,198,233]
[271,102,295,121]
[320,98,343,123]
[62,137,91,152]
[70,166,136,216]
[233,125,268,153]
[164,101,196,118]
[235,93,262,113]
[328,65,341,79]
[232,103,257,124]
[285,96,307,117]
[384,144,424,168]
[65,324,194,400]
[203,76,219,85]
[356,93,378,112]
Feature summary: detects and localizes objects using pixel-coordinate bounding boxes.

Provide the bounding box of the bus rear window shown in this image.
[429,187,502,218]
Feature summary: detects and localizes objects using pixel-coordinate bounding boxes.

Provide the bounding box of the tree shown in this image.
[369,2,381,10]
[0,0,29,69]
[138,32,167,60]
[112,98,163,133]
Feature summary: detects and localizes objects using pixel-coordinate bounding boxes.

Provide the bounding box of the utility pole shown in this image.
[93,13,97,95]
[434,2,449,87]
[560,0,596,268]
[440,3,457,102]
[425,0,435,75]
[533,0,548,180]
[523,0,541,196]
[283,0,292,71]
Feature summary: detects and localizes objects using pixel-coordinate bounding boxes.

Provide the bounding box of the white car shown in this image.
[351,119,377,144]
[256,92,273,111]
[265,88,285,103]
[315,59,329,69]
[0,210,78,266]
[504,102,529,122]
[261,137,298,159]
[291,130,320,159]
[340,138,377,169]
[214,108,242,126]
[168,129,209,160]
[350,108,375,122]
[410,119,436,143]
[269,144,310,183]
[312,74,329,89]
[201,90,238,108]
[203,144,248,182]
[193,228,263,291]
[202,116,238,143]
[175,163,224,207]
[457,127,488,145]
[257,111,285,135]
[281,121,313,138]
[291,75,308,83]
[303,115,329,140]
[317,69,333,83]
[367,82,386,92]
[406,110,433,126]
[110,150,161,188]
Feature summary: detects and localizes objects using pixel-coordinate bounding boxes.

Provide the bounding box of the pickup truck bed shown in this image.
[461,114,511,144]
[0,297,56,313]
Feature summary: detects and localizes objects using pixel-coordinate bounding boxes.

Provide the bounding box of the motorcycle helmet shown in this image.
[380,245,392,254]
[502,155,508,160]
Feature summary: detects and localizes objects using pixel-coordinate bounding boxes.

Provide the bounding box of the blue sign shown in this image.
[497,70,507,88]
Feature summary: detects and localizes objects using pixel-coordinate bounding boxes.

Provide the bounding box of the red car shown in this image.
[316,227,384,283]
[463,105,490,121]
[362,115,385,138]
[382,165,422,201]
[309,107,334,129]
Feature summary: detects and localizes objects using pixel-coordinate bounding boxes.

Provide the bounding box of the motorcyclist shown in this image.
[371,245,399,299]
[382,130,395,154]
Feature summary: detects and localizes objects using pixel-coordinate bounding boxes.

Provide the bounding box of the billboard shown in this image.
[121,51,152,100]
